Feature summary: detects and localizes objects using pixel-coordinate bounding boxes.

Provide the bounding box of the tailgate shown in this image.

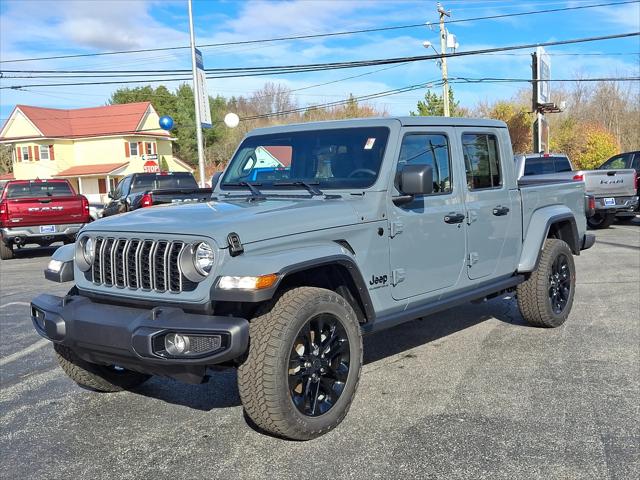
[5,196,86,227]
[583,169,636,196]
[149,188,212,205]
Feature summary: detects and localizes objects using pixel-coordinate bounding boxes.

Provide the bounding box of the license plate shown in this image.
[39,225,56,233]
[604,197,616,206]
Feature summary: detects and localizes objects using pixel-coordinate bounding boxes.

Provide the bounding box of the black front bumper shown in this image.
[31,294,249,383]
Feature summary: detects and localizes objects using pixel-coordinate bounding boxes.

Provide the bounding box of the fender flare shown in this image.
[211,253,375,321]
[518,209,579,273]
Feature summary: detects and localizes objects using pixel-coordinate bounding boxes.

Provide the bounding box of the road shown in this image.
[1,221,638,479]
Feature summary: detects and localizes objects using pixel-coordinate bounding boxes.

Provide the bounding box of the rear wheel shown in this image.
[54,344,150,392]
[587,212,615,229]
[0,241,14,260]
[237,287,363,440]
[517,238,576,328]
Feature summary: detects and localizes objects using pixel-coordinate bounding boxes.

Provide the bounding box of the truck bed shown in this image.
[519,180,587,242]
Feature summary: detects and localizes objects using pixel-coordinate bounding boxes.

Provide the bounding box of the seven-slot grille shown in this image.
[91,237,193,293]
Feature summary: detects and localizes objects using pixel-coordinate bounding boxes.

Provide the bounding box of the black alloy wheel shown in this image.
[288,314,350,417]
[548,253,571,315]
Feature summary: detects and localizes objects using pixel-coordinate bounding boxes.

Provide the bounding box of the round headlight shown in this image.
[193,242,214,276]
[83,237,95,264]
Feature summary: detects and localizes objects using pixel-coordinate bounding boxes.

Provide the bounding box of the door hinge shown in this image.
[391,268,406,286]
[389,221,404,238]
[468,252,479,266]
[467,210,478,224]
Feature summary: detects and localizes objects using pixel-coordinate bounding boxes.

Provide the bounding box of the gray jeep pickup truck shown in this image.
[31,117,594,440]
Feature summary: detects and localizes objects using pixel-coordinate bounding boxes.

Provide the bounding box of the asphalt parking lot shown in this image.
[1,220,638,480]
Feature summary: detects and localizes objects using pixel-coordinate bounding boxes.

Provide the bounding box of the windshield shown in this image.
[130,174,198,193]
[6,181,73,198]
[221,127,390,190]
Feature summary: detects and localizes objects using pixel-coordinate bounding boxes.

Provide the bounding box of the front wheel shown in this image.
[517,238,576,328]
[237,287,363,440]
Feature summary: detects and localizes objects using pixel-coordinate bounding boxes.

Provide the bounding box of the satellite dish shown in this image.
[224,112,240,128]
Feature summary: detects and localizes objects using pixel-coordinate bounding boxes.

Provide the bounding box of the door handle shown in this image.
[492,205,510,216]
[444,212,465,224]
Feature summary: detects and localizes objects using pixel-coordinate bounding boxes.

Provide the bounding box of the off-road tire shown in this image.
[587,212,615,229]
[0,241,14,260]
[237,287,363,440]
[54,344,150,392]
[517,238,576,328]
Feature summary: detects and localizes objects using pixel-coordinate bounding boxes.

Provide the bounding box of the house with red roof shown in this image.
[0,102,192,203]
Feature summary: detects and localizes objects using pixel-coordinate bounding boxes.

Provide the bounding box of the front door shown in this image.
[389,128,467,301]
[459,129,515,280]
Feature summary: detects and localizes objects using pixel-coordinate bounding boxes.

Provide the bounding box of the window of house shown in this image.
[462,134,502,190]
[145,142,153,155]
[396,134,452,194]
[129,142,138,156]
[39,145,50,160]
[21,147,30,161]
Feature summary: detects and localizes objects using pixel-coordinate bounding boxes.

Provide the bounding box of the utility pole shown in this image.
[437,2,451,117]
[187,0,206,187]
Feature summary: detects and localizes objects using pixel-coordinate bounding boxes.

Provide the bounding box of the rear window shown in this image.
[6,181,73,198]
[523,156,570,175]
[130,173,198,193]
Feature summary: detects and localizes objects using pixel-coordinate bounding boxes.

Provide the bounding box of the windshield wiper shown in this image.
[272,180,323,196]
[222,181,265,199]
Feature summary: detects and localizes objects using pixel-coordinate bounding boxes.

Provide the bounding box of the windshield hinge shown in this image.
[227,232,244,257]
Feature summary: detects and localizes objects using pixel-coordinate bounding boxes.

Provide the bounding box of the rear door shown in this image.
[4,181,85,227]
[459,129,518,280]
[389,128,467,300]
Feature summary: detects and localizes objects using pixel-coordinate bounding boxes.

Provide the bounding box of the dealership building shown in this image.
[0,102,192,203]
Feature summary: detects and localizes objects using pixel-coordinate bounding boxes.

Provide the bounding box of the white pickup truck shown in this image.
[515,153,638,229]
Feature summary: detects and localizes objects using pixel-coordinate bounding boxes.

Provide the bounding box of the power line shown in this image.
[2,32,638,90]
[1,0,637,64]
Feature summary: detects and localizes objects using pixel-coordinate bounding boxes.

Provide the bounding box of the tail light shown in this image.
[588,196,596,211]
[634,170,638,189]
[140,193,153,207]
[80,195,90,220]
[573,174,584,181]
[0,200,8,227]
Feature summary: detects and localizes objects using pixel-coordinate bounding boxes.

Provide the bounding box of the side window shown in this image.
[462,134,501,189]
[397,134,452,194]
[600,154,627,170]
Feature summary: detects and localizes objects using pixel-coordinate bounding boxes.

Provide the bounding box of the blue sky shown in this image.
[0,0,638,122]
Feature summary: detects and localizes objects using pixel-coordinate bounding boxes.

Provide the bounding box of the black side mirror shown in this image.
[107,191,114,199]
[211,172,223,189]
[393,164,434,206]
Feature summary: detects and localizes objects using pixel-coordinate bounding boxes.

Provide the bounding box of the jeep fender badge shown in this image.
[227,232,244,257]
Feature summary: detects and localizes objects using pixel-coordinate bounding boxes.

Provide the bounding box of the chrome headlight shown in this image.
[75,236,94,272]
[193,242,214,276]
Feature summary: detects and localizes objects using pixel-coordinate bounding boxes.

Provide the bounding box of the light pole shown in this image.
[187,0,206,187]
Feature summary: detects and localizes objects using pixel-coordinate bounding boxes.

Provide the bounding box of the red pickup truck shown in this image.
[0,179,90,259]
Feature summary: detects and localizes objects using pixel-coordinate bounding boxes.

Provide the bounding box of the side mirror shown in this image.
[107,191,114,199]
[211,172,223,189]
[393,164,434,206]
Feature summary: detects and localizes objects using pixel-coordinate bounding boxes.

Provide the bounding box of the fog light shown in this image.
[165,333,190,355]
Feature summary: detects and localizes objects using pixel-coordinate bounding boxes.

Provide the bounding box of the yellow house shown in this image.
[0,102,193,203]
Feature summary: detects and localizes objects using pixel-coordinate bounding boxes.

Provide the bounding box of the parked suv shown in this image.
[32,117,594,440]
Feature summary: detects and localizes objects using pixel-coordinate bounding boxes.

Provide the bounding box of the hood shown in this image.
[85,196,360,246]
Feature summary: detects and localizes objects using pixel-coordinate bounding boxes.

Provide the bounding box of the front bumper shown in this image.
[1,223,84,243]
[31,294,249,383]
